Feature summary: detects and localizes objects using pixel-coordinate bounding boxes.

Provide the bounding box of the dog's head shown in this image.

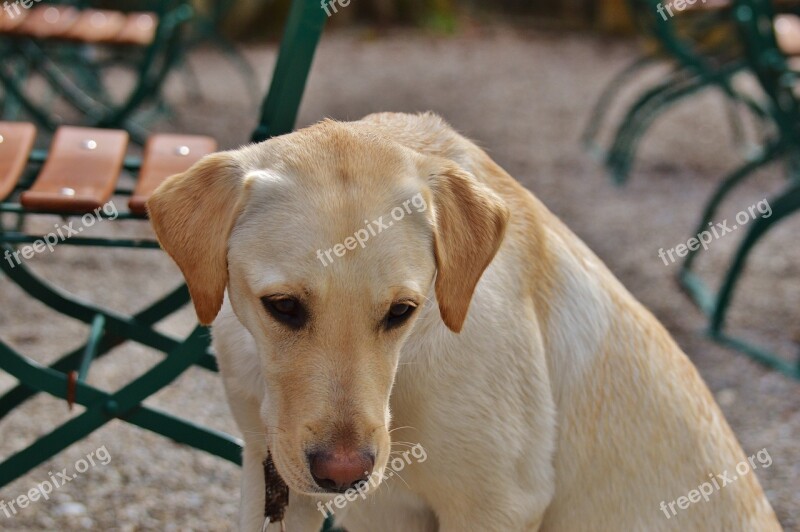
[147,120,507,495]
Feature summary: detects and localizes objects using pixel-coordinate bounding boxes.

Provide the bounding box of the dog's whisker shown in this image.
[389,425,417,434]
[388,468,411,490]
[390,439,418,445]
[375,476,394,496]
[388,446,418,453]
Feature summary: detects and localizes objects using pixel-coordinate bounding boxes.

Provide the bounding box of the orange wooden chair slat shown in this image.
[0,122,37,202]
[775,14,800,56]
[113,12,157,46]
[0,9,28,32]
[129,134,217,216]
[63,9,128,43]
[0,6,157,45]
[21,126,128,213]
[14,5,80,39]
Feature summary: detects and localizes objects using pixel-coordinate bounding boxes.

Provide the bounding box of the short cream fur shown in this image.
[148,113,781,531]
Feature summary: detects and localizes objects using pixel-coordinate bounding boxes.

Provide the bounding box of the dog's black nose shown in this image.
[307,450,374,492]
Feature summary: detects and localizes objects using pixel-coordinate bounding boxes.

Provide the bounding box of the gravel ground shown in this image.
[0,25,798,530]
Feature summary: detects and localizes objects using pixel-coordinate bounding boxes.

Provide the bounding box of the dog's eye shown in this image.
[385,303,416,329]
[262,297,307,329]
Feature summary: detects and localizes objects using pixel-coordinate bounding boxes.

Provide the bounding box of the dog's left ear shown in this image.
[147,152,245,325]
[426,160,509,333]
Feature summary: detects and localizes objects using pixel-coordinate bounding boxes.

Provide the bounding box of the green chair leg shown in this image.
[710,178,800,333]
[0,284,196,421]
[604,68,705,184]
[0,59,59,131]
[0,51,28,120]
[581,53,659,158]
[0,249,215,371]
[703,178,800,378]
[606,58,759,184]
[680,139,782,279]
[0,326,242,486]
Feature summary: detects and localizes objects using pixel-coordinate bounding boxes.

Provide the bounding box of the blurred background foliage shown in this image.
[183,0,635,39]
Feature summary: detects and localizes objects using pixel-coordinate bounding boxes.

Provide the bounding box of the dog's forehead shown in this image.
[228,166,434,298]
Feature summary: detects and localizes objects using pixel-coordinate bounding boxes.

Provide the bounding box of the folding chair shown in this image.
[0,0,194,144]
[678,0,800,379]
[0,0,332,526]
[583,0,771,184]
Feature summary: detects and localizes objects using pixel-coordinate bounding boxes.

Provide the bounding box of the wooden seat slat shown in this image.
[21,126,128,213]
[1,7,156,45]
[63,9,127,43]
[0,122,37,202]
[129,134,217,216]
[113,12,157,46]
[14,5,80,39]
[0,9,28,33]
[776,14,800,56]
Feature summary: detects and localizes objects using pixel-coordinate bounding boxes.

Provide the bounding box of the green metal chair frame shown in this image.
[678,0,800,379]
[583,0,769,184]
[0,0,327,505]
[0,0,194,144]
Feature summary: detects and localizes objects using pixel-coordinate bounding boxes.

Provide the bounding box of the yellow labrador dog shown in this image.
[148,113,781,531]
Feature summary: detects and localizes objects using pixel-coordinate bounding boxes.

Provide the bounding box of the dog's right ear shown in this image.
[426,160,509,333]
[147,152,245,325]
